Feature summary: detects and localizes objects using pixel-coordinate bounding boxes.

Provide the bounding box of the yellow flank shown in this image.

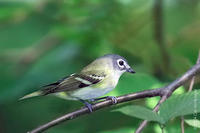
[55,92,70,100]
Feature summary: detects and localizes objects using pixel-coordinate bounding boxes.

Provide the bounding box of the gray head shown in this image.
[100,54,135,74]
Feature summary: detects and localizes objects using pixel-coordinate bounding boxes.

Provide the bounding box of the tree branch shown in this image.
[27,61,200,133]
[135,51,200,133]
[135,52,200,133]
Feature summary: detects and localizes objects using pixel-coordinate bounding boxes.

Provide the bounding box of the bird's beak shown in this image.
[126,67,136,74]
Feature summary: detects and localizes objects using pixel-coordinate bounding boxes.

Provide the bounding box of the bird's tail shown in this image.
[19,82,59,100]
[19,91,43,100]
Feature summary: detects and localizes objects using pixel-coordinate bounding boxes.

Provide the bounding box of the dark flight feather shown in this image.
[41,73,105,95]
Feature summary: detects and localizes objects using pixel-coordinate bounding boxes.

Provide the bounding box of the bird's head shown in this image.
[82,54,135,77]
[102,54,135,75]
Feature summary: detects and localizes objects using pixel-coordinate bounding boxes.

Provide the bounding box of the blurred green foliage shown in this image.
[0,0,200,133]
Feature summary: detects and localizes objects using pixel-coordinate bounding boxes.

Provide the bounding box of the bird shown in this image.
[20,54,135,112]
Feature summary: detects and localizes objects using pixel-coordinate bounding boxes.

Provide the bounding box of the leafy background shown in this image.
[0,0,200,133]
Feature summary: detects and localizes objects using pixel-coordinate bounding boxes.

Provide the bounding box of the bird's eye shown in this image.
[117,59,125,68]
[119,60,124,66]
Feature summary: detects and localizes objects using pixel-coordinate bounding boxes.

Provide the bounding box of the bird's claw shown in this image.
[84,102,93,113]
[106,96,117,104]
[79,99,93,113]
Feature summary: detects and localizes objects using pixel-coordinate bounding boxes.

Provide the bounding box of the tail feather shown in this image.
[19,91,43,100]
[19,82,59,100]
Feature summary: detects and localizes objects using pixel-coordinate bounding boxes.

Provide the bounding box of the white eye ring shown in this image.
[117,59,125,68]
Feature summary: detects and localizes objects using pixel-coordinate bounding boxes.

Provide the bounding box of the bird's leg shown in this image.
[81,96,117,112]
[79,99,93,113]
[87,98,96,102]
[87,97,105,103]
[89,96,117,104]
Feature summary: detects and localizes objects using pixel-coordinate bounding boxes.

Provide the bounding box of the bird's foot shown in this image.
[79,99,93,112]
[83,101,93,113]
[106,96,117,104]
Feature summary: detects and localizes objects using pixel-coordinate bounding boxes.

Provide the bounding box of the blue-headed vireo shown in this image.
[20,54,135,112]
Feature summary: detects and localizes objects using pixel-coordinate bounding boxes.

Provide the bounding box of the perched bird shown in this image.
[20,54,135,112]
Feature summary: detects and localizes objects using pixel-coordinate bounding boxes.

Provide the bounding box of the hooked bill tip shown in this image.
[126,68,135,74]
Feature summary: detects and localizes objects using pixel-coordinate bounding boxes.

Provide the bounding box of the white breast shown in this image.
[69,87,114,100]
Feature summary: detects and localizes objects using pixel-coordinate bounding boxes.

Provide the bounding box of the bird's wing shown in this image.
[41,72,106,95]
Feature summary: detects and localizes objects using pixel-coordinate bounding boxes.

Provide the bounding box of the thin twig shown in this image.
[135,95,167,133]
[161,126,164,133]
[27,61,200,133]
[181,116,185,133]
[188,50,200,92]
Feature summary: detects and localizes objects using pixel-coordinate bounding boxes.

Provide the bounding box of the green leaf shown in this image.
[113,105,162,123]
[185,119,200,128]
[159,90,200,124]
